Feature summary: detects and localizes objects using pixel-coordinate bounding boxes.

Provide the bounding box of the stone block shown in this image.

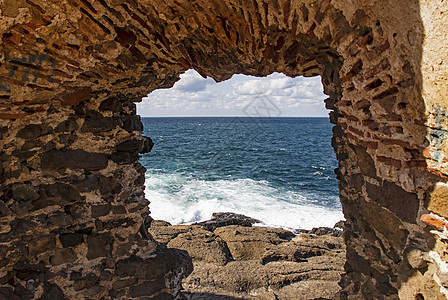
[91,204,111,218]
[17,124,52,140]
[86,234,112,260]
[51,248,77,265]
[41,149,108,171]
[54,118,78,133]
[59,233,84,247]
[81,117,118,133]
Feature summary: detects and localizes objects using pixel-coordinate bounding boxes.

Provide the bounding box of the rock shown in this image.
[17,124,52,140]
[51,248,77,265]
[122,115,143,132]
[261,234,345,264]
[59,233,84,247]
[167,228,232,266]
[86,233,113,260]
[115,249,193,281]
[151,220,172,227]
[55,118,78,133]
[81,117,117,133]
[193,212,262,231]
[129,279,166,297]
[309,226,343,237]
[214,225,294,261]
[149,225,201,244]
[41,149,108,171]
[32,183,82,211]
[141,136,154,153]
[110,151,139,165]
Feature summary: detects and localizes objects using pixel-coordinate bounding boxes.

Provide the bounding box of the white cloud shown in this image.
[137,69,328,117]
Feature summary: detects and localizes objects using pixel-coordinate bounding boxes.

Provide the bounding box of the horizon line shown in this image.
[140,116,329,118]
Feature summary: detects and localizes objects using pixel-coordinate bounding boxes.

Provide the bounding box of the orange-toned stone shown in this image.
[0,113,27,119]
[420,214,448,230]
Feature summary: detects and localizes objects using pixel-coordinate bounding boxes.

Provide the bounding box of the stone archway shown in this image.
[0,0,447,298]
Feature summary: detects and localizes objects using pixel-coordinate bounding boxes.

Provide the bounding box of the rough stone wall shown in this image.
[0,0,447,299]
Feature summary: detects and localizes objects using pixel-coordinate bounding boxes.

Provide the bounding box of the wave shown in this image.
[144,171,344,230]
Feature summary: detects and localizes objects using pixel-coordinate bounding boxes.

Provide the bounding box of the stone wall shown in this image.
[0,0,447,298]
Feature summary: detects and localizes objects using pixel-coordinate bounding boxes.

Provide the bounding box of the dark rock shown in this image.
[8,218,37,237]
[74,174,99,192]
[309,227,342,237]
[51,248,77,265]
[141,136,154,153]
[351,145,378,179]
[116,140,143,152]
[0,287,20,300]
[40,284,64,300]
[81,117,117,133]
[21,140,43,151]
[55,118,78,133]
[99,270,113,281]
[366,181,419,223]
[129,279,166,297]
[28,235,55,255]
[99,97,123,112]
[115,249,193,280]
[57,133,75,145]
[59,233,84,247]
[82,285,104,296]
[112,278,136,290]
[41,149,108,171]
[11,184,39,201]
[46,211,73,227]
[91,204,111,218]
[111,205,127,214]
[32,183,82,211]
[193,212,262,231]
[99,176,122,196]
[73,273,98,291]
[17,124,52,140]
[122,115,143,132]
[110,151,139,164]
[86,234,113,260]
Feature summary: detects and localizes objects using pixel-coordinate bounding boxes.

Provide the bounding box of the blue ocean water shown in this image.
[140,117,344,230]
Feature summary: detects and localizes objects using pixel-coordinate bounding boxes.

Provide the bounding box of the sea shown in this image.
[140,117,344,230]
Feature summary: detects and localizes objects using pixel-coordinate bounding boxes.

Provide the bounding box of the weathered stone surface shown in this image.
[175,224,345,299]
[59,233,84,248]
[17,124,52,140]
[51,248,77,265]
[55,118,78,133]
[86,234,113,260]
[214,226,294,261]
[366,180,419,223]
[426,182,448,218]
[167,228,232,266]
[41,150,108,171]
[0,0,446,298]
[81,117,118,133]
[193,212,261,231]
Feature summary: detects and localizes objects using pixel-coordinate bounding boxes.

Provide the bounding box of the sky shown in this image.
[137,70,328,117]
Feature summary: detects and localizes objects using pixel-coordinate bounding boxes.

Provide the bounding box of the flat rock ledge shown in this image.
[149,215,346,300]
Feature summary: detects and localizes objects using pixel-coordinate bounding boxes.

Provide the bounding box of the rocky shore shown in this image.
[149,213,346,299]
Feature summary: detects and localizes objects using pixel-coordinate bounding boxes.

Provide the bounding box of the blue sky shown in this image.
[137,70,328,117]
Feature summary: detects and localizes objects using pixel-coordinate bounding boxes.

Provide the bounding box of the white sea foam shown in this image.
[144,172,344,230]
